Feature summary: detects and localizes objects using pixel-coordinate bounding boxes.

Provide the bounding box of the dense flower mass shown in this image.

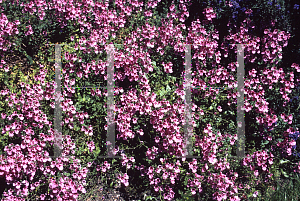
[0,0,299,200]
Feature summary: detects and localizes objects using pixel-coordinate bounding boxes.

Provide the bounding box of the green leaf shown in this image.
[145,195,157,201]
[94,146,100,156]
[74,125,79,131]
[279,159,290,164]
[166,85,171,92]
[281,169,289,178]
[262,140,269,145]
[159,87,165,97]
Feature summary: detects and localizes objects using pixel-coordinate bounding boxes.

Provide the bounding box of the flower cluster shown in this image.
[0,0,299,200]
[86,141,95,153]
[96,161,111,173]
[162,61,173,74]
[120,153,135,170]
[0,133,86,200]
[203,7,216,21]
[117,172,129,187]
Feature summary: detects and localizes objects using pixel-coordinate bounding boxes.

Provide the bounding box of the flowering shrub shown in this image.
[0,0,299,201]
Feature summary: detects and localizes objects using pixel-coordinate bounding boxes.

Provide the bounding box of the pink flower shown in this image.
[245,9,253,15]
[191,188,196,195]
[208,156,217,165]
[199,109,204,115]
[40,194,46,200]
[1,112,6,119]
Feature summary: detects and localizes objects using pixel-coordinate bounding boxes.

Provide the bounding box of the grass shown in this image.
[74,169,300,201]
[261,173,300,201]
